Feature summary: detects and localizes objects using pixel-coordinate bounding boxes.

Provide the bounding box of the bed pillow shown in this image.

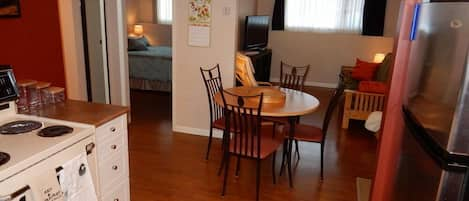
[358,81,387,94]
[351,59,380,81]
[138,36,150,46]
[129,36,150,46]
[128,38,148,51]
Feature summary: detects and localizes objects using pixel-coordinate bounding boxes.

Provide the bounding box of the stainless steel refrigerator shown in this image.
[394,2,469,201]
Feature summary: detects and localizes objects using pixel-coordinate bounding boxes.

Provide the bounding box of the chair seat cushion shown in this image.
[229,135,283,159]
[212,117,226,129]
[284,124,324,143]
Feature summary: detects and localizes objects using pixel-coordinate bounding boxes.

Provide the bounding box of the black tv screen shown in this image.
[244,16,269,50]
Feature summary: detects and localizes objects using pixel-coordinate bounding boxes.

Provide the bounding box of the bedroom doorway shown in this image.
[126,0,173,127]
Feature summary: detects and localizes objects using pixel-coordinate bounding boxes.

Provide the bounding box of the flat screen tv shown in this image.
[244,15,269,51]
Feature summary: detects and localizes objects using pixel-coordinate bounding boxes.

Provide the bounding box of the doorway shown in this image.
[81,0,110,104]
[126,0,173,125]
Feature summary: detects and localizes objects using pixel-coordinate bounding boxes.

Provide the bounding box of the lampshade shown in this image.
[374,53,386,63]
[134,24,144,35]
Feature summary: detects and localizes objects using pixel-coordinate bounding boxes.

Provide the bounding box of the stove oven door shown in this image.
[0,186,33,201]
[0,135,98,201]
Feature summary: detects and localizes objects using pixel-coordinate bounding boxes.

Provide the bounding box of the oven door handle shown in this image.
[0,185,30,201]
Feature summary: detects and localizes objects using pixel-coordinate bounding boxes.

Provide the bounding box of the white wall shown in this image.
[126,0,172,46]
[58,0,88,101]
[59,0,130,106]
[257,0,400,87]
[172,0,237,136]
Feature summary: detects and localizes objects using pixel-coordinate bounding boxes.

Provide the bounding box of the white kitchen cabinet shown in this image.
[95,114,130,201]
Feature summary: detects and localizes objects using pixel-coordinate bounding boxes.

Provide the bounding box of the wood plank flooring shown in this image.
[128,87,378,201]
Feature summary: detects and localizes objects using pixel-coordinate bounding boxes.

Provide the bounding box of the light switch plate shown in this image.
[223,7,231,16]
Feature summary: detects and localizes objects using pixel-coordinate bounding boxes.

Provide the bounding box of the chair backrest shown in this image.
[235,52,258,87]
[200,64,224,122]
[321,80,345,141]
[280,62,310,91]
[220,89,264,159]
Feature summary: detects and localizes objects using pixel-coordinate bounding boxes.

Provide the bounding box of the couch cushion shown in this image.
[358,81,387,94]
[375,53,393,82]
[351,59,380,81]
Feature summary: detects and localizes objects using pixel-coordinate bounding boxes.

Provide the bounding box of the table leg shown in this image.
[287,116,296,188]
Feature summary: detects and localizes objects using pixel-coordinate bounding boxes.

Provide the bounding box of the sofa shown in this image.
[340,53,392,129]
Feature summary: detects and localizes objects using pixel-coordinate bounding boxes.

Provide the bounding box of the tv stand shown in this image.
[238,48,272,85]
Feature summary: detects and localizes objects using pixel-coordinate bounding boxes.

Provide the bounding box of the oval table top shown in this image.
[214,86,320,117]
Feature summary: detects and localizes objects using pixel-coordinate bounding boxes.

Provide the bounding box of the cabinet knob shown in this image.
[110,127,117,132]
[114,199,119,201]
[111,145,117,150]
[112,165,118,171]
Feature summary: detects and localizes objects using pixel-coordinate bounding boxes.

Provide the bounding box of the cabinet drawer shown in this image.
[102,179,130,201]
[97,133,125,161]
[96,115,126,142]
[99,151,128,190]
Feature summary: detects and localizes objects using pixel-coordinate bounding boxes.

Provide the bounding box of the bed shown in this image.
[128,45,172,92]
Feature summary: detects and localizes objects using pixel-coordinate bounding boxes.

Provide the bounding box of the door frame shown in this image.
[58,0,129,106]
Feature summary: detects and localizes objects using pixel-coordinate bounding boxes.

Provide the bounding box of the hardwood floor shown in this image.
[128,88,378,201]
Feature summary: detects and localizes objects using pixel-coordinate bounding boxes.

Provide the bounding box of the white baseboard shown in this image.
[270,78,337,89]
[173,125,223,138]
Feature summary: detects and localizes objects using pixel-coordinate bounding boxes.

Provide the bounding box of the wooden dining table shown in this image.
[214,86,320,187]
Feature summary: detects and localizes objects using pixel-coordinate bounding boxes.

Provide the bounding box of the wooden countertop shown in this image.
[28,100,130,126]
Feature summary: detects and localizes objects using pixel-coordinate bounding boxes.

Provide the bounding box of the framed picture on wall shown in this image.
[0,0,21,17]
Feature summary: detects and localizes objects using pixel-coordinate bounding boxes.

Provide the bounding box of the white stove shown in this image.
[0,67,98,201]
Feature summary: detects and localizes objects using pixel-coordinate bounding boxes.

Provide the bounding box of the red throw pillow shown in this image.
[351,59,380,81]
[358,81,387,94]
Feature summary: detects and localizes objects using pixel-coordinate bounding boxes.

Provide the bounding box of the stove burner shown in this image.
[0,121,43,135]
[0,152,10,166]
[38,125,74,137]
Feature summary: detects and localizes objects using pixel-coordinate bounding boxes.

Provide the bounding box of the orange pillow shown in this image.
[358,81,387,94]
[351,59,380,81]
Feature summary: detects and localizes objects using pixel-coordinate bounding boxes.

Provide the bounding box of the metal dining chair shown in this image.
[279,61,310,91]
[219,90,283,201]
[279,81,345,180]
[268,61,311,159]
[200,64,225,160]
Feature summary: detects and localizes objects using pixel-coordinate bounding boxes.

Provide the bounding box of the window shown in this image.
[285,0,365,33]
[157,0,172,24]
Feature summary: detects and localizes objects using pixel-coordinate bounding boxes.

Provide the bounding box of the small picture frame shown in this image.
[0,0,21,18]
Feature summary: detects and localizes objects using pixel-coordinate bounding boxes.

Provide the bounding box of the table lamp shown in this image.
[134,24,144,36]
[374,53,386,63]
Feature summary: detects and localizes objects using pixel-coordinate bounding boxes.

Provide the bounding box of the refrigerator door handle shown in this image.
[402,106,469,172]
[410,3,421,41]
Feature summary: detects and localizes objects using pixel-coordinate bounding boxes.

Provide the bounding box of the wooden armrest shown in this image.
[257,81,273,86]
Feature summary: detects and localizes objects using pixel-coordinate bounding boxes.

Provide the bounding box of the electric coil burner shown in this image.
[0,120,43,135]
[0,152,10,166]
[38,125,74,137]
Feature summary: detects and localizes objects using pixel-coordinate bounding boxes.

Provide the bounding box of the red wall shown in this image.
[370,0,421,200]
[0,0,66,87]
